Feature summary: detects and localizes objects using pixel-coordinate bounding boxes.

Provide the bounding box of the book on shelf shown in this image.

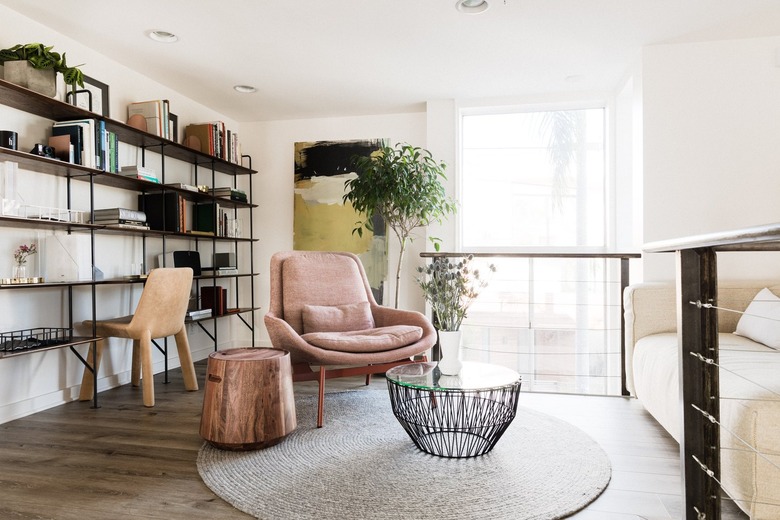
[53,119,98,169]
[91,218,147,226]
[210,187,247,202]
[120,165,159,183]
[105,222,151,230]
[138,192,185,232]
[200,285,227,317]
[92,207,147,222]
[165,182,199,192]
[202,267,239,276]
[50,124,83,166]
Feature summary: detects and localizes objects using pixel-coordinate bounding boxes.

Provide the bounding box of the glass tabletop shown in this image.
[385,361,521,391]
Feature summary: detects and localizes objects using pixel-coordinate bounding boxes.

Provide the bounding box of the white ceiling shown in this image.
[3,0,780,122]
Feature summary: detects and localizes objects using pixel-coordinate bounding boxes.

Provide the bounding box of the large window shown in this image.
[458,106,623,396]
[461,107,606,249]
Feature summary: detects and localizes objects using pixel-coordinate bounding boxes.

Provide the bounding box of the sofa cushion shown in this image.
[302,302,375,334]
[734,287,780,350]
[301,325,423,353]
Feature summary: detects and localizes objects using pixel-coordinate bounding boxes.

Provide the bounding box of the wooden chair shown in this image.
[264,251,436,427]
[79,267,199,406]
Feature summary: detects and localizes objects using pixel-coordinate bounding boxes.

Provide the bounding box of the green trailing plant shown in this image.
[0,43,84,89]
[416,255,495,331]
[344,142,456,308]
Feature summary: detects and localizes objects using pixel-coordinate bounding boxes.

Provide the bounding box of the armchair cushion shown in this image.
[302,302,375,333]
[301,325,423,353]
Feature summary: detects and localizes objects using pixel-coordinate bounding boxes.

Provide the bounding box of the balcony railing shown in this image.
[419,251,641,397]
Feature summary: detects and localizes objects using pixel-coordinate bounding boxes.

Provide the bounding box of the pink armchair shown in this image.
[264,251,435,427]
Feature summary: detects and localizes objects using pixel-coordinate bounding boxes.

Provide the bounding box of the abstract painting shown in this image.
[294,139,388,303]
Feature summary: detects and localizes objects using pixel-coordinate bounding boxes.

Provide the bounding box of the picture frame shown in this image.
[66,75,110,117]
[169,113,178,143]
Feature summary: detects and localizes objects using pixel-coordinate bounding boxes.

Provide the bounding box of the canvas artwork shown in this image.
[294,139,388,304]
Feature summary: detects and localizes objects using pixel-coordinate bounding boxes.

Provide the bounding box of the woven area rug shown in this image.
[197,387,611,520]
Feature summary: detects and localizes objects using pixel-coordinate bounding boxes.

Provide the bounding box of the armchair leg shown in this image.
[79,339,105,401]
[365,374,371,386]
[317,365,325,428]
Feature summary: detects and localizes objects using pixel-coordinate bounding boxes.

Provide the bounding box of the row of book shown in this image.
[184,122,242,165]
[127,99,174,140]
[49,118,119,172]
[136,192,234,236]
[200,286,228,317]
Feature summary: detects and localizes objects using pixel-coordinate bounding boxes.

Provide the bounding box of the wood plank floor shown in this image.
[0,361,749,519]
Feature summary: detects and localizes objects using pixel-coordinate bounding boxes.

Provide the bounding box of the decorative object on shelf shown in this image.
[416,254,496,375]
[345,142,457,308]
[65,75,109,117]
[0,130,17,150]
[0,43,84,97]
[12,242,36,282]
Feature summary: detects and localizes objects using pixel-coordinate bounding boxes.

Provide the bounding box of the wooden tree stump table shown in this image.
[200,347,296,450]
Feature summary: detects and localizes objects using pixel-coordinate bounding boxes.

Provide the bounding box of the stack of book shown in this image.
[90,208,149,229]
[120,165,159,183]
[210,187,247,203]
[185,308,212,322]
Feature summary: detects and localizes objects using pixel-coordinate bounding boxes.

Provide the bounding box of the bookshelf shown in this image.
[0,78,258,401]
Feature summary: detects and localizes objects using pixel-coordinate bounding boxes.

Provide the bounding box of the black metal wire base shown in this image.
[387,381,522,458]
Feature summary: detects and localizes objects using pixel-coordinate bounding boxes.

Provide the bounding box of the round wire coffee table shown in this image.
[385,361,522,458]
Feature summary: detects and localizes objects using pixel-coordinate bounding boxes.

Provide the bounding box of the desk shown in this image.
[385,361,521,458]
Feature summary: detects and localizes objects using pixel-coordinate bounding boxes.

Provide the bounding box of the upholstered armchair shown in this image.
[264,251,436,427]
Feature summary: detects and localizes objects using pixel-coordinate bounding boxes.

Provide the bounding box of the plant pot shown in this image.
[437,330,463,375]
[3,62,56,97]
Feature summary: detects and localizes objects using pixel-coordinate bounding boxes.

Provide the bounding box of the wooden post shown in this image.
[200,348,296,450]
[677,248,721,519]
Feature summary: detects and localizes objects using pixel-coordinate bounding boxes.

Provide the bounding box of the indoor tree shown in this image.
[344,142,456,308]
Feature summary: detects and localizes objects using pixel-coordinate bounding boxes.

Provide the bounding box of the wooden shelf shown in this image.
[0,78,256,177]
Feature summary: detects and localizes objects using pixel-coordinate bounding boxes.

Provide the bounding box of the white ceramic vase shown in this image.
[437,330,463,375]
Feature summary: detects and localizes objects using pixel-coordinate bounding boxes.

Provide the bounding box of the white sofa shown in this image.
[624,282,780,519]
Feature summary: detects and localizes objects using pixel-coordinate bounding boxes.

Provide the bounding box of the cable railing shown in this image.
[645,222,780,520]
[419,252,641,396]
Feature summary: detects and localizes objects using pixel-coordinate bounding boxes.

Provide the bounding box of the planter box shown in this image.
[3,61,56,97]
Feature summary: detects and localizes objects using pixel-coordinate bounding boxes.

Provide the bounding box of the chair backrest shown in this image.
[129,267,193,338]
[268,251,376,334]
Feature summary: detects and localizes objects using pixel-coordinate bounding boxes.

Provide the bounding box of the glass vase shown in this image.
[12,263,26,280]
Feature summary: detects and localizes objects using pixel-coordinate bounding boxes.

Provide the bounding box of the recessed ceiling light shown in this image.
[456,0,489,14]
[148,30,179,43]
[233,85,257,94]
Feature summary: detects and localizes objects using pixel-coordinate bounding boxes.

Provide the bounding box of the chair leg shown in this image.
[174,328,198,391]
[139,333,155,407]
[131,339,141,387]
[365,374,371,386]
[317,365,325,428]
[78,339,105,401]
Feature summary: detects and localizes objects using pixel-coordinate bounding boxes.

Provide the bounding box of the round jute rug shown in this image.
[197,387,611,520]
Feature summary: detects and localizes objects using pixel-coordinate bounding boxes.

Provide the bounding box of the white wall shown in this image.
[240,112,427,346]
[0,6,247,423]
[641,36,780,281]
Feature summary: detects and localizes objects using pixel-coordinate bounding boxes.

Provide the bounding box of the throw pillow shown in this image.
[302,301,375,334]
[734,287,780,350]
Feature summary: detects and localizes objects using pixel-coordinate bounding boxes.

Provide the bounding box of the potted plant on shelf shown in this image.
[416,254,495,374]
[344,142,456,309]
[0,43,85,97]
